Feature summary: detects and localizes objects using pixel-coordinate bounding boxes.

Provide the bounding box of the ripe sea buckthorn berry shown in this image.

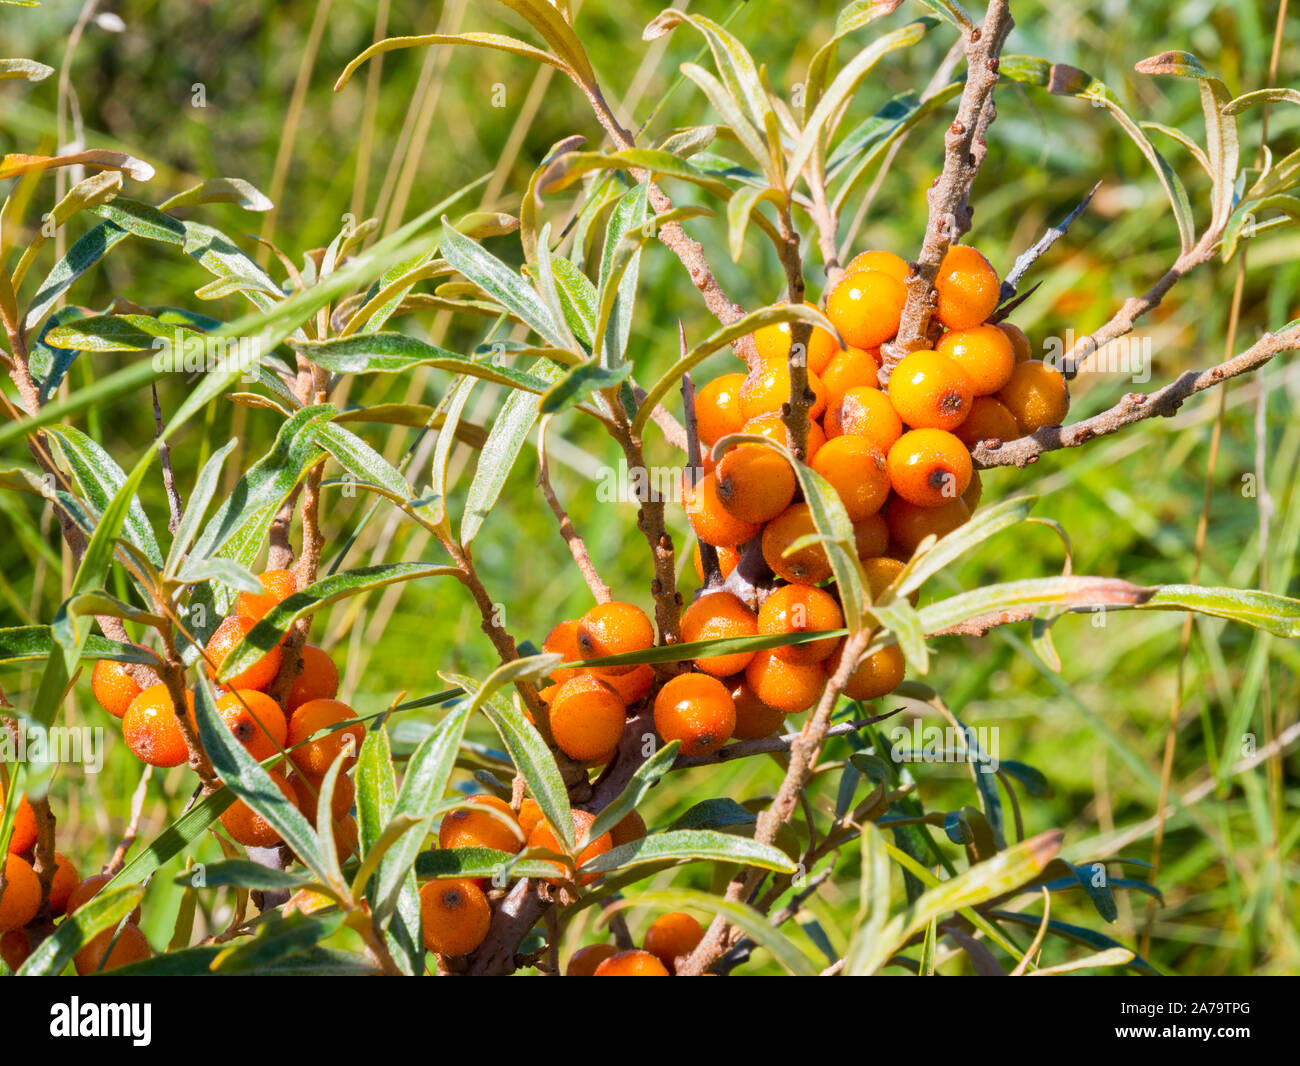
[738,358,829,422]
[822,345,880,405]
[810,436,891,520]
[517,799,544,839]
[758,584,844,665]
[567,943,619,976]
[997,360,1070,433]
[694,372,747,448]
[853,513,890,561]
[122,684,193,768]
[440,794,524,853]
[205,615,283,691]
[715,445,796,525]
[66,874,143,924]
[528,809,612,886]
[762,503,832,585]
[962,468,983,513]
[286,645,341,714]
[215,689,287,762]
[603,663,655,705]
[827,640,906,701]
[754,302,840,374]
[289,768,355,823]
[610,809,648,849]
[886,428,973,508]
[91,656,144,719]
[549,675,626,763]
[542,620,583,685]
[0,788,37,856]
[220,770,297,847]
[826,269,907,349]
[934,244,1000,330]
[419,878,491,957]
[741,412,827,463]
[334,815,360,863]
[845,249,909,283]
[644,912,704,972]
[680,591,758,678]
[0,855,40,931]
[823,385,903,452]
[1,928,29,971]
[729,678,787,739]
[654,673,735,756]
[998,321,1033,363]
[576,601,655,676]
[287,698,365,777]
[935,323,1016,395]
[885,495,971,555]
[745,650,826,713]
[685,471,761,549]
[74,923,151,975]
[236,568,297,621]
[49,852,80,916]
[862,556,907,602]
[954,395,1020,447]
[887,350,974,430]
[594,948,671,976]
[692,543,740,583]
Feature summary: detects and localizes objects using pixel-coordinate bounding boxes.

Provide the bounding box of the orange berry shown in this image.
[287,698,365,777]
[609,809,648,849]
[48,852,80,916]
[543,620,584,685]
[122,684,193,768]
[65,873,143,924]
[744,650,825,714]
[753,302,839,374]
[738,358,828,422]
[762,503,831,585]
[810,436,891,520]
[576,601,655,676]
[741,412,826,464]
[549,675,626,763]
[828,640,905,701]
[862,556,907,601]
[934,244,1000,331]
[286,645,341,714]
[886,428,972,508]
[853,513,890,561]
[594,948,671,976]
[758,584,845,665]
[236,568,297,621]
[333,815,360,863]
[214,689,288,762]
[517,799,544,839]
[567,942,620,976]
[419,878,491,956]
[644,911,704,972]
[935,323,1015,395]
[729,677,787,739]
[527,809,612,887]
[715,446,797,525]
[886,350,974,430]
[680,591,758,678]
[885,495,971,554]
[823,385,903,451]
[90,656,144,719]
[220,770,297,847]
[998,321,1033,363]
[694,373,748,448]
[602,663,655,705]
[826,270,907,349]
[954,395,1021,447]
[692,544,740,583]
[997,360,1070,433]
[0,855,39,931]
[0,788,37,856]
[821,346,880,405]
[289,768,355,824]
[205,615,283,691]
[74,923,150,975]
[962,467,983,513]
[440,794,524,854]
[685,471,761,549]
[844,249,909,283]
[653,673,735,757]
[1,928,29,971]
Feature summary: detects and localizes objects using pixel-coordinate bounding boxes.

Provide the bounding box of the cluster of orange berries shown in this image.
[89,569,364,859]
[567,910,706,975]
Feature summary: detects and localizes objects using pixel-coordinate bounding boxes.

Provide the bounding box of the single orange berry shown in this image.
[205,615,283,691]
[220,771,297,847]
[286,645,341,714]
[543,620,584,685]
[885,495,971,554]
[823,385,903,452]
[333,814,360,863]
[286,698,365,777]
[744,650,826,714]
[91,655,145,719]
[810,436,891,520]
[862,556,908,602]
[653,673,736,757]
[935,323,1016,395]
[65,873,143,924]
[576,601,655,676]
[237,568,297,621]
[844,249,909,283]
[602,663,655,705]
[0,855,40,931]
[609,809,648,849]
[828,640,906,701]
[728,678,788,739]
[953,395,1020,447]
[886,350,974,430]
[1,928,29,971]
[693,372,747,449]
[738,358,828,422]
[853,513,890,561]
[643,911,705,972]
[0,787,37,856]
[48,852,80,916]
[753,302,839,374]
[821,346,880,405]
[886,428,973,508]
[826,269,907,349]
[594,948,671,976]
[934,244,1000,330]
[997,360,1069,433]
[527,809,612,887]
[685,471,761,549]
[214,689,288,762]
[692,543,740,584]
[740,412,826,464]
[122,684,193,768]
[549,675,626,763]
[440,794,524,854]
[517,798,544,839]
[715,446,797,525]
[680,591,758,678]
[758,584,844,665]
[288,768,355,823]
[567,943,620,976]
[962,467,983,513]
[762,503,831,585]
[419,878,491,957]
[997,321,1033,363]
[74,923,150,975]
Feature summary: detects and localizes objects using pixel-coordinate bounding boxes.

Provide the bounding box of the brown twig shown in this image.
[152,384,183,534]
[104,765,154,877]
[537,420,611,603]
[775,202,813,459]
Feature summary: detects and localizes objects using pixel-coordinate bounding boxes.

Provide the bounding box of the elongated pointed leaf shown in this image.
[578,828,798,875]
